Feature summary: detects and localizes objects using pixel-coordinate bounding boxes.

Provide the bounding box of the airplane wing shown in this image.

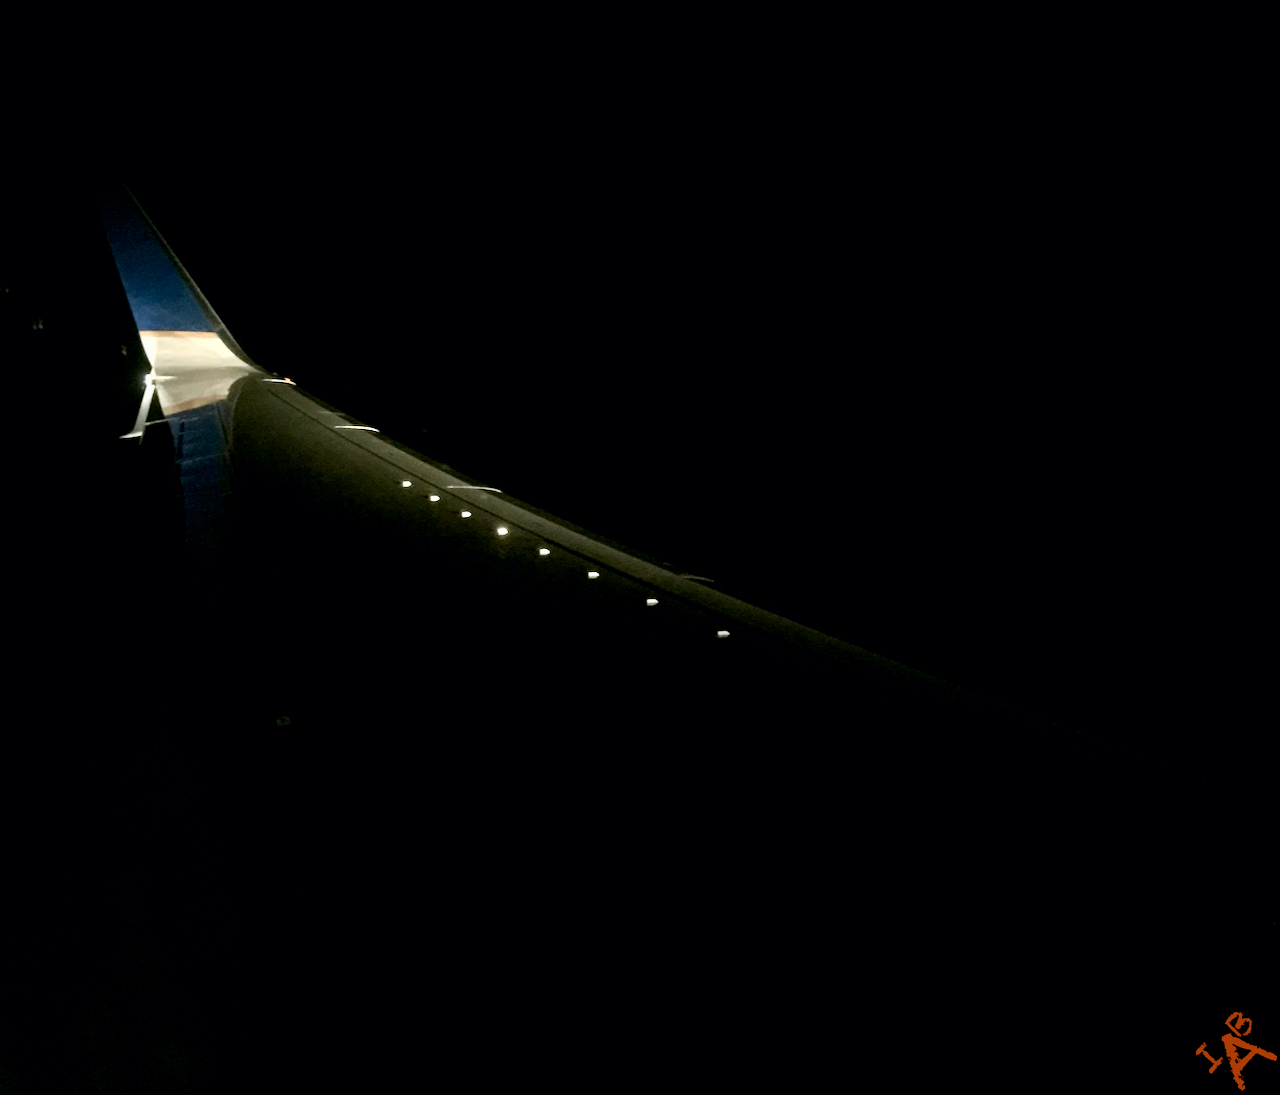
[1,174,1074,1095]
[221,369,1051,736]
[83,182,1053,738]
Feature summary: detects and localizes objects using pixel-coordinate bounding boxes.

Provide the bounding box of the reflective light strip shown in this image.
[119,375,158,439]
[446,485,503,492]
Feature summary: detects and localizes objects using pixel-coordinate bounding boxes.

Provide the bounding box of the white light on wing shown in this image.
[646,599,659,606]
[461,511,472,518]
[497,527,508,535]
[587,571,600,579]
[717,631,730,638]
[401,480,412,487]
[538,548,550,556]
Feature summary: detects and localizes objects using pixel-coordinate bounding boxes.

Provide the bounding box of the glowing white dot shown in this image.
[587,571,600,579]
[429,495,440,502]
[496,527,508,536]
[461,511,472,518]
[401,480,412,487]
[717,630,730,638]
[538,548,550,556]
[646,598,659,606]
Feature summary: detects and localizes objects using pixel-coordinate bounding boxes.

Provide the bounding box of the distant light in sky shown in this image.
[461,511,472,518]
[497,527,509,535]
[587,571,600,579]
[539,548,550,556]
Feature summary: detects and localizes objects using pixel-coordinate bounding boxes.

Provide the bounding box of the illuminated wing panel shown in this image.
[224,375,1043,729]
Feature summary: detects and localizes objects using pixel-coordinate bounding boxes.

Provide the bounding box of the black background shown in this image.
[110,50,1268,1087]
[3,14,1273,1093]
